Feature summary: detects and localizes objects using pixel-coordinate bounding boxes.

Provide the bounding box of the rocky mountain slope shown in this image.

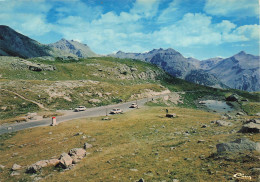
[207,51,260,91]
[112,48,227,89]
[48,38,97,57]
[0,26,96,58]
[112,49,259,91]
[200,57,223,70]
[0,25,52,58]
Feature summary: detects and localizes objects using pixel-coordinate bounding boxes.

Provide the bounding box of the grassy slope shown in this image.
[0,56,259,123]
[0,107,259,182]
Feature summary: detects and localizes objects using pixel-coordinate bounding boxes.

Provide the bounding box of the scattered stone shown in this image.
[236,112,245,116]
[0,164,5,169]
[184,158,192,161]
[215,120,233,126]
[89,99,101,104]
[216,138,260,153]
[11,164,22,171]
[130,68,138,71]
[74,132,83,136]
[89,138,96,142]
[84,143,93,150]
[59,153,73,169]
[172,179,179,182]
[130,168,138,172]
[81,135,87,139]
[166,113,176,118]
[102,117,110,120]
[33,177,43,181]
[198,140,206,143]
[144,171,153,177]
[255,113,260,116]
[10,171,20,176]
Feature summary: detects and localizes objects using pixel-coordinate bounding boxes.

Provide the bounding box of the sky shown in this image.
[0,0,259,59]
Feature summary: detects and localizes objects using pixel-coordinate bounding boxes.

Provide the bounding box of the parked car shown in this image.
[74,106,87,112]
[129,103,138,108]
[110,108,123,114]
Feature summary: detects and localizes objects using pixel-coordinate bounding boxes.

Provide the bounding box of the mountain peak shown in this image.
[236,51,246,56]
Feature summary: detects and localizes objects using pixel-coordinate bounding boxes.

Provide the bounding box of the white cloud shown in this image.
[0,0,52,35]
[130,0,160,18]
[204,0,259,17]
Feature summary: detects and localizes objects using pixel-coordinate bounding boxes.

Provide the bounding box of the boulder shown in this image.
[236,112,245,116]
[84,143,93,149]
[59,153,73,169]
[226,94,239,101]
[240,122,260,133]
[216,138,260,153]
[11,164,22,171]
[166,113,176,118]
[26,159,59,173]
[0,164,5,169]
[10,171,20,176]
[27,160,48,173]
[215,120,233,126]
[47,159,60,166]
[69,148,86,163]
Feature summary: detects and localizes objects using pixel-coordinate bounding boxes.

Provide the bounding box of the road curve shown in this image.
[0,93,170,135]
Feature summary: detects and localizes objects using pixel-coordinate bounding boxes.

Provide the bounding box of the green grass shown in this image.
[241,102,260,115]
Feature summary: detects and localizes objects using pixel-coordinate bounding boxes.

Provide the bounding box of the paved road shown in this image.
[0,93,170,135]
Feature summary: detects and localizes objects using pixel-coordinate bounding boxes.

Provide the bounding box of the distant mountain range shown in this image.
[111,49,259,91]
[0,25,97,58]
[0,25,259,91]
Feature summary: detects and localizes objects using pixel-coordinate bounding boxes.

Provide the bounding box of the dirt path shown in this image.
[0,89,47,110]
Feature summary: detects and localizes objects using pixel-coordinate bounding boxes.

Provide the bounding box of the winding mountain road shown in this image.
[0,93,172,135]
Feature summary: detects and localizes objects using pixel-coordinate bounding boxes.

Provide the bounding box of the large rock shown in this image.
[11,164,22,171]
[215,120,233,126]
[216,138,260,153]
[59,153,73,169]
[84,143,93,149]
[27,159,59,173]
[69,148,86,163]
[240,119,260,133]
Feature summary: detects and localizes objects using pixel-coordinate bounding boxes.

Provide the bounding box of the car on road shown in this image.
[129,103,138,108]
[74,106,87,112]
[110,108,123,114]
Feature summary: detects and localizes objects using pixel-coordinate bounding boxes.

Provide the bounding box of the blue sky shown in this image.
[0,0,259,59]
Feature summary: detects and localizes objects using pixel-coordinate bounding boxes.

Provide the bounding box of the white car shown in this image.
[110,108,123,114]
[74,106,87,112]
[129,103,138,108]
